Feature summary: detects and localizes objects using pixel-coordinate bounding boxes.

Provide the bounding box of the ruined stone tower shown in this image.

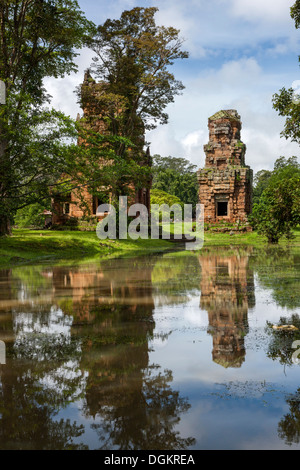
[51,70,152,225]
[197,110,253,225]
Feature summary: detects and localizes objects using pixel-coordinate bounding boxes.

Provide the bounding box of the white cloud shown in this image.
[182,129,206,150]
[44,47,95,118]
[43,2,300,175]
[229,0,295,23]
[242,127,300,173]
[210,57,262,89]
[147,125,186,158]
[149,0,299,58]
[180,130,207,167]
[146,55,299,173]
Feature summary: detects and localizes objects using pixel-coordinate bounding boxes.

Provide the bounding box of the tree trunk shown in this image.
[0,214,11,237]
[0,122,11,236]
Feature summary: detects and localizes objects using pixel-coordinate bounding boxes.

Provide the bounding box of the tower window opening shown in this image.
[217,201,228,216]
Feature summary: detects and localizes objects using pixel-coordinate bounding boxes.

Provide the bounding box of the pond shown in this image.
[0,245,300,450]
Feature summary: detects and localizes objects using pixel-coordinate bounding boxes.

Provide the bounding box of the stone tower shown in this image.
[51,70,152,226]
[197,110,253,224]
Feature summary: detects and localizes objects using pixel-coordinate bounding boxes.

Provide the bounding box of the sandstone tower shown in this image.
[197,110,253,224]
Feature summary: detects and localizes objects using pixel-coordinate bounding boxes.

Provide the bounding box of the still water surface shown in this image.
[0,245,300,450]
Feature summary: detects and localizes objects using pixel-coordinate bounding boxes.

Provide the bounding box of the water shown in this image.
[0,245,299,450]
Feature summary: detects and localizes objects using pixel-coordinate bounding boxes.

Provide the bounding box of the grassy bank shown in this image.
[0,229,172,267]
[203,229,299,246]
[169,222,300,247]
[204,227,300,247]
[0,226,299,268]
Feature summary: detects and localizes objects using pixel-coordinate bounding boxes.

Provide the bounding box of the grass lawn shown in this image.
[0,226,299,268]
[0,229,172,267]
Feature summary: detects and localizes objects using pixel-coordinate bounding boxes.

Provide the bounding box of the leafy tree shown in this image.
[86,7,189,153]
[249,157,300,243]
[0,104,82,235]
[252,169,272,205]
[272,1,300,143]
[150,188,184,209]
[74,8,188,217]
[152,155,197,174]
[152,155,199,212]
[273,87,300,144]
[14,201,51,228]
[0,0,96,235]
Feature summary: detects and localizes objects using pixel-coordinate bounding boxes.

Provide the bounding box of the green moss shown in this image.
[235,140,245,149]
[209,110,240,121]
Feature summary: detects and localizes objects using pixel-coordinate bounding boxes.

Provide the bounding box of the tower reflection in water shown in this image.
[199,248,255,368]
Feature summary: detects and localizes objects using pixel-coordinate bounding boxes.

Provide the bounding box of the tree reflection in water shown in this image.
[68,258,195,450]
[86,365,195,450]
[0,246,299,449]
[0,304,87,449]
[0,257,195,450]
[278,389,300,446]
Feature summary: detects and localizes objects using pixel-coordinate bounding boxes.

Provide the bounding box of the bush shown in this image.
[249,157,300,243]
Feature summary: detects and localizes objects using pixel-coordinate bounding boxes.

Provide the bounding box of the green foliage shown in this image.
[0,0,95,101]
[273,87,300,144]
[87,7,188,139]
[151,188,184,224]
[0,0,96,235]
[15,202,51,229]
[152,155,199,211]
[291,0,300,30]
[152,155,197,174]
[150,189,184,209]
[74,6,189,210]
[51,217,79,231]
[0,101,83,221]
[253,169,272,205]
[272,1,300,143]
[249,157,300,243]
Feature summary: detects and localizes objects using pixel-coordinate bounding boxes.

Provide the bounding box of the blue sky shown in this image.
[46,0,300,173]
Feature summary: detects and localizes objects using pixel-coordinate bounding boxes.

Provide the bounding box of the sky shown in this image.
[45,0,300,174]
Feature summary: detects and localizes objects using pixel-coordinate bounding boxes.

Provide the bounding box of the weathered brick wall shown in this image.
[198,110,253,224]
